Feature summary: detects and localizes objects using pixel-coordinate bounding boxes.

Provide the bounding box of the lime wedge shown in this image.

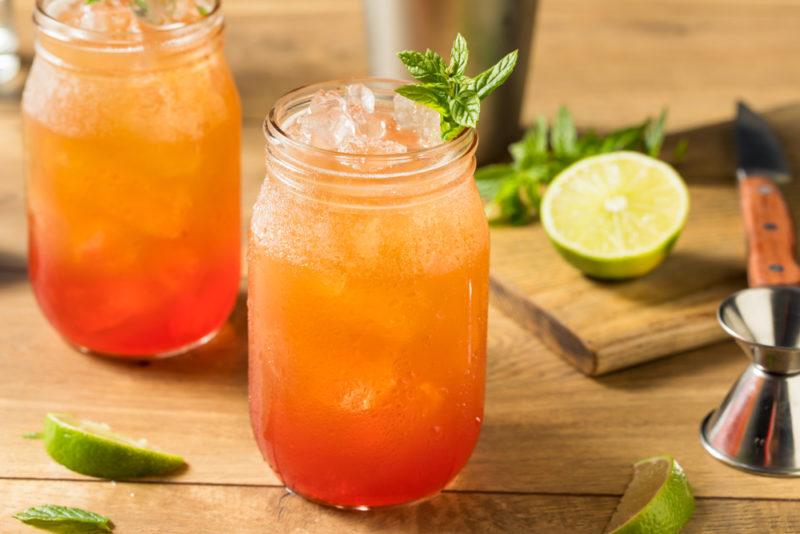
[605,456,695,534]
[43,413,185,479]
[541,152,689,279]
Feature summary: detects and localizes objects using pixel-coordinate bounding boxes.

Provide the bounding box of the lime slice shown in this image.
[541,152,689,279]
[43,413,185,479]
[605,456,695,534]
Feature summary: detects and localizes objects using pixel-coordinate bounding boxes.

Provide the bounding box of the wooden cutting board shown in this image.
[489,104,800,376]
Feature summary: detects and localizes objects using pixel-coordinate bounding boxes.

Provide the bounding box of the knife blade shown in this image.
[735,101,792,184]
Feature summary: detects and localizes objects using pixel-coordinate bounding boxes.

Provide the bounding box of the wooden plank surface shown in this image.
[0,292,800,532]
[3,1,800,532]
[489,106,800,375]
[2,481,799,534]
[5,270,800,503]
[6,0,800,131]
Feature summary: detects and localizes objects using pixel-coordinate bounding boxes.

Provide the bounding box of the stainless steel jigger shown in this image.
[700,102,800,475]
[701,287,800,475]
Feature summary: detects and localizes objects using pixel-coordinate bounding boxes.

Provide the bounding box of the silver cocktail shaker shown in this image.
[362,0,537,163]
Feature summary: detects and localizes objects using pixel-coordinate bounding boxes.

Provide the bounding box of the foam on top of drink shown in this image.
[285,84,444,154]
[43,0,212,33]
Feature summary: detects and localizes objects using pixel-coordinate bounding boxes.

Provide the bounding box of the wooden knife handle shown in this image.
[739,175,800,287]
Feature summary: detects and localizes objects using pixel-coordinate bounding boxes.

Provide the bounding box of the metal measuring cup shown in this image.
[700,103,800,475]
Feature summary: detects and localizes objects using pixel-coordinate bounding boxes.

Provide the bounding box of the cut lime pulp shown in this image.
[605,455,695,534]
[541,152,689,279]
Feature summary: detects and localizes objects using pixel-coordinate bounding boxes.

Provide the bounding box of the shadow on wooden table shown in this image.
[265,488,616,534]
[0,250,28,286]
[83,290,249,383]
[662,120,735,186]
[595,341,740,391]
[584,250,746,305]
[665,103,800,187]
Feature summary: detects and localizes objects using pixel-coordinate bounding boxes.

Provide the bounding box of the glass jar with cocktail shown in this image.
[248,35,518,508]
[23,0,241,357]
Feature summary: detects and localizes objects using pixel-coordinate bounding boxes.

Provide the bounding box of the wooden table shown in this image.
[2,1,800,532]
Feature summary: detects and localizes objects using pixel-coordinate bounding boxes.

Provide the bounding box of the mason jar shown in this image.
[248,79,489,508]
[23,0,241,357]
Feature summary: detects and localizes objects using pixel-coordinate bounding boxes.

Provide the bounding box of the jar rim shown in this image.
[264,77,477,179]
[33,0,222,48]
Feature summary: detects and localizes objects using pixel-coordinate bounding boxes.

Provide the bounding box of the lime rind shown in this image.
[43,413,185,479]
[549,229,683,280]
[541,152,689,279]
[606,455,695,534]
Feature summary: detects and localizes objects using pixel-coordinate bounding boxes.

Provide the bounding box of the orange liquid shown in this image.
[23,20,241,356]
[248,125,489,507]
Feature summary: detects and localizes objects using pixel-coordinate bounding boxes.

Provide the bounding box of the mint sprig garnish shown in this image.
[396,33,518,141]
[477,107,686,225]
[13,504,113,533]
[132,0,148,16]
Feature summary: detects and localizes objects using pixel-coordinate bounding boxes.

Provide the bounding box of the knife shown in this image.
[735,101,800,287]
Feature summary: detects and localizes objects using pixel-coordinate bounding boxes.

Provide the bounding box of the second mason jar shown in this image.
[23,0,241,357]
[248,79,490,508]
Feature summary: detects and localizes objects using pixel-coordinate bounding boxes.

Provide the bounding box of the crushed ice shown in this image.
[392,93,441,146]
[44,0,210,33]
[287,83,443,154]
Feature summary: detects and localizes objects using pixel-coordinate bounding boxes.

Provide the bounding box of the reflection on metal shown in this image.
[701,287,800,476]
[362,0,538,163]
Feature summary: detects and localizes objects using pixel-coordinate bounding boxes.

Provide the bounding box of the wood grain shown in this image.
[2,2,800,531]
[2,270,800,501]
[0,480,619,534]
[1,481,799,533]
[738,175,800,286]
[490,107,800,375]
[3,85,800,514]
[6,0,800,132]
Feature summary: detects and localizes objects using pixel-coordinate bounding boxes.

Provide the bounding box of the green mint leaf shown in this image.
[673,138,689,163]
[550,106,577,158]
[85,0,101,4]
[644,109,668,156]
[132,0,148,16]
[510,116,548,168]
[468,49,519,100]
[197,5,209,16]
[576,128,607,155]
[474,164,516,201]
[448,90,480,128]
[397,50,447,84]
[448,33,468,77]
[473,106,676,225]
[440,117,465,141]
[530,116,549,158]
[23,432,44,439]
[396,34,518,140]
[598,125,645,153]
[488,171,541,225]
[14,505,113,533]
[394,84,448,114]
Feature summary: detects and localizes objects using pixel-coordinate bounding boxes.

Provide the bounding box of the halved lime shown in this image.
[43,413,185,479]
[541,152,689,279]
[605,455,695,534]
